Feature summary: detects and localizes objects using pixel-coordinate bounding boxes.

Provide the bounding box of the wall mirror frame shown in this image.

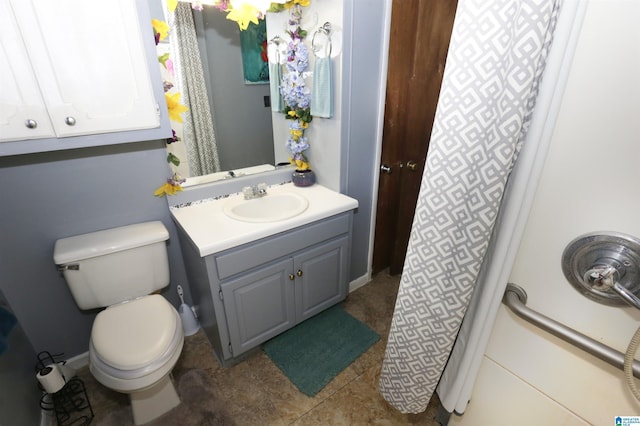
[150,0,345,193]
[151,0,281,187]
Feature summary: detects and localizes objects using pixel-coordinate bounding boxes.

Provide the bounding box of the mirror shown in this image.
[152,1,279,185]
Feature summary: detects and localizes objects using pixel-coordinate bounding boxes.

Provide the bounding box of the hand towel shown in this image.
[269,62,284,112]
[311,56,333,118]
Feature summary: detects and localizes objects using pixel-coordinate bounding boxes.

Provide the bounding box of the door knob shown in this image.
[406,161,418,171]
[380,164,392,174]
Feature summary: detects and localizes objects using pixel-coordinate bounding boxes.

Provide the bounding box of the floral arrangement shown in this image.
[152,16,188,197]
[281,4,313,171]
[177,0,310,30]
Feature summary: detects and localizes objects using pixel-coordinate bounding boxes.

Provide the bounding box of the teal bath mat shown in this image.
[263,305,380,397]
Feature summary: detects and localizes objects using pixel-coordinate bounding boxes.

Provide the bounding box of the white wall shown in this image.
[451,1,640,424]
[267,0,344,192]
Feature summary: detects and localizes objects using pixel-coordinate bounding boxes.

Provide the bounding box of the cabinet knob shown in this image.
[65,116,76,126]
[25,119,38,129]
[296,269,303,277]
[288,274,295,281]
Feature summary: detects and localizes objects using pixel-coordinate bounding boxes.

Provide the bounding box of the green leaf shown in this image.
[158,53,170,68]
[167,153,181,167]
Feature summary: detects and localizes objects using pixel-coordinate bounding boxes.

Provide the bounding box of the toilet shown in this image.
[53,221,184,425]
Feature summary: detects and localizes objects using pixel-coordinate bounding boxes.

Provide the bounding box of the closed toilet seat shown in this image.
[89,295,184,391]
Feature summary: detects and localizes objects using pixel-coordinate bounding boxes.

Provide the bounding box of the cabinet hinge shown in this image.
[228,342,233,356]
[218,289,223,301]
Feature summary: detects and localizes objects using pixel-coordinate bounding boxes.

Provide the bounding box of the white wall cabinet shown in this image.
[0,0,171,155]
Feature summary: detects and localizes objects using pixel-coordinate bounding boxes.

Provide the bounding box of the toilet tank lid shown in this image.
[53,221,169,265]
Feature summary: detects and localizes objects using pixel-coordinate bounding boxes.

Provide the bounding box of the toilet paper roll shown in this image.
[36,364,67,394]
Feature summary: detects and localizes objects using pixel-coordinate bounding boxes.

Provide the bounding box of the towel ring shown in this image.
[312,22,332,58]
[268,36,284,64]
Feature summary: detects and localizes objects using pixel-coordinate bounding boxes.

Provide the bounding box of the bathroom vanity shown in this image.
[170,183,358,364]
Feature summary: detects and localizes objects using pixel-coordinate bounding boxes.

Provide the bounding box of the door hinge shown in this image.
[218,289,223,301]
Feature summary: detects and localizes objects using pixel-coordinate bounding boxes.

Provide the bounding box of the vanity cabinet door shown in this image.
[221,236,349,357]
[1,0,164,149]
[221,259,296,357]
[294,236,349,322]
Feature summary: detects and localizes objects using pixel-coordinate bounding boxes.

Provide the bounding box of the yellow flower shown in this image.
[166,0,178,12]
[154,182,183,197]
[151,19,169,42]
[293,158,310,170]
[290,128,303,139]
[226,3,260,30]
[287,110,297,118]
[285,0,311,8]
[165,92,189,123]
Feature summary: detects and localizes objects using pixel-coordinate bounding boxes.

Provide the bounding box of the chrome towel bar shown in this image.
[503,283,640,379]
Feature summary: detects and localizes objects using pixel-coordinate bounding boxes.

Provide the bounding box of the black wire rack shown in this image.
[36,351,94,426]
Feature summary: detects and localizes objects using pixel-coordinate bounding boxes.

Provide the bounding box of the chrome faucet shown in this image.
[243,183,268,200]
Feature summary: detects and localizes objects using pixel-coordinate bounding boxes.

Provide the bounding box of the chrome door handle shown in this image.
[380,164,393,174]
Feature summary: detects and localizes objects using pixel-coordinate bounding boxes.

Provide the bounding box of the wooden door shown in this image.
[372,0,457,275]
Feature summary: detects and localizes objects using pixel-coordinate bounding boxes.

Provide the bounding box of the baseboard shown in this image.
[348,272,371,293]
[66,351,89,371]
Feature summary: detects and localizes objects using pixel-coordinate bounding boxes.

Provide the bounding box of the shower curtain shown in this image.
[172,3,221,176]
[378,0,563,414]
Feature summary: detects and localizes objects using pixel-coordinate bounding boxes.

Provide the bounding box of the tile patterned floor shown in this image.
[77,271,444,425]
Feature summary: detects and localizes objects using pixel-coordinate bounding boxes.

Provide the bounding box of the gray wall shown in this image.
[343,0,389,280]
[0,141,190,358]
[0,289,40,425]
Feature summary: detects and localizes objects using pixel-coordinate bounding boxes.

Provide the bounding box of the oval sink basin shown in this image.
[223,192,309,223]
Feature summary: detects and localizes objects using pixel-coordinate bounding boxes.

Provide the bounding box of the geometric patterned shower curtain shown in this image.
[378,0,560,413]
[173,3,221,176]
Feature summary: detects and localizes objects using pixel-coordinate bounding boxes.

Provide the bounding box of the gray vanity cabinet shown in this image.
[222,235,349,356]
[176,211,353,364]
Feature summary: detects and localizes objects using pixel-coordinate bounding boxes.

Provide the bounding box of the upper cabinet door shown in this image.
[0,0,55,141]
[9,0,160,138]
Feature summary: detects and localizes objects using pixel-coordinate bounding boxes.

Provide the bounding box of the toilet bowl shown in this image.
[53,222,185,424]
[89,295,184,424]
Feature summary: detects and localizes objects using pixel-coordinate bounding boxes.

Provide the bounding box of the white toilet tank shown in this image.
[53,221,170,310]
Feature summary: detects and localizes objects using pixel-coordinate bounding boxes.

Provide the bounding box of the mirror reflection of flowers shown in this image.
[281,4,313,171]
[152,15,189,197]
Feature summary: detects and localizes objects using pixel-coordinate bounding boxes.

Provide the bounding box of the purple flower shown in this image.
[166,129,180,144]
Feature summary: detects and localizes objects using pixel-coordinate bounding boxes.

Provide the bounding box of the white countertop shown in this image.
[170,183,359,257]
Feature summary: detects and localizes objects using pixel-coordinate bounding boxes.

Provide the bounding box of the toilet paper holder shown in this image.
[36,351,94,426]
